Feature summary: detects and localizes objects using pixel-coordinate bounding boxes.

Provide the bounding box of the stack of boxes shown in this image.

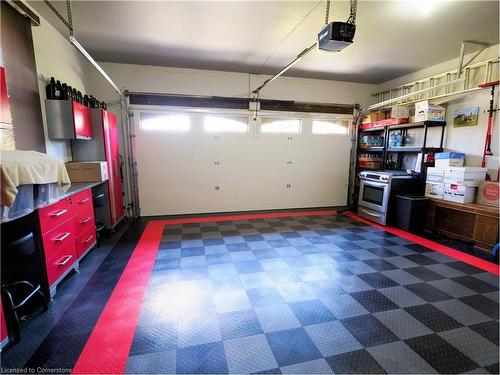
[425,152,487,204]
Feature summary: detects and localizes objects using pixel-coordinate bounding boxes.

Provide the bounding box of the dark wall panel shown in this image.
[1,2,46,153]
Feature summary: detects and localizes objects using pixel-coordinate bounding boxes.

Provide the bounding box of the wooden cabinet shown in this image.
[426,198,499,253]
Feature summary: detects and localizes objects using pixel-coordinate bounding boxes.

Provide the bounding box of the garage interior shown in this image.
[0,0,499,374]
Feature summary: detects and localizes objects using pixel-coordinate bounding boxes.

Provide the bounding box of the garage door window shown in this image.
[312,119,349,135]
[140,113,191,132]
[261,118,301,134]
[204,115,249,133]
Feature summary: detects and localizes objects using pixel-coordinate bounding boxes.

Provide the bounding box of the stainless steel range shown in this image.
[358,170,417,225]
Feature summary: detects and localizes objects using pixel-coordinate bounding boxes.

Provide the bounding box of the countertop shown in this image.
[63,181,105,198]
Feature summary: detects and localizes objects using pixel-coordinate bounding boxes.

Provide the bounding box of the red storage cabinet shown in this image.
[37,188,96,297]
[0,66,12,124]
[71,109,124,229]
[45,99,93,140]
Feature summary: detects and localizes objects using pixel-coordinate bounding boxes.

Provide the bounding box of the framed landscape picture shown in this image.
[453,107,479,127]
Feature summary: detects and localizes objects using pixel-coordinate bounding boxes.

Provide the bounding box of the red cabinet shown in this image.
[45,99,93,140]
[0,66,12,124]
[71,109,124,229]
[37,189,96,296]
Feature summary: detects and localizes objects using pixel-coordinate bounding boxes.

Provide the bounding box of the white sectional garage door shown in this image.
[133,108,352,216]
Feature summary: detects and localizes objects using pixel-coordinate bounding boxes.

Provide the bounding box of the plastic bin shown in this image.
[34,183,63,207]
[395,195,430,233]
[0,184,34,223]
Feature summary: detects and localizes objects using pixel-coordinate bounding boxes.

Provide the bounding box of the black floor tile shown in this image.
[341,314,399,347]
[405,267,446,282]
[325,349,386,374]
[469,320,499,345]
[358,272,399,289]
[405,334,479,373]
[405,304,463,332]
[351,290,399,313]
[459,295,499,319]
[451,275,499,294]
[405,283,454,302]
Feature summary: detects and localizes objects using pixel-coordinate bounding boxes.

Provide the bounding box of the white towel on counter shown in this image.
[1,150,71,207]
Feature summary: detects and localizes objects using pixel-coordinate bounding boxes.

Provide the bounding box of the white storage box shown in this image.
[390,106,410,119]
[443,183,477,204]
[34,183,63,207]
[443,167,487,187]
[425,182,444,199]
[435,152,465,168]
[426,167,445,184]
[0,184,34,222]
[415,100,446,122]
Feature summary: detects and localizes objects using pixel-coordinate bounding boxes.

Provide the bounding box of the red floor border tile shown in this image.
[344,211,499,276]
[72,209,336,374]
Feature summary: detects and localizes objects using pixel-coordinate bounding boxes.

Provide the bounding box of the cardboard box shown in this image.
[477,181,500,207]
[425,182,444,199]
[435,152,465,168]
[443,183,477,204]
[66,161,108,182]
[415,100,446,122]
[443,167,487,187]
[390,106,410,119]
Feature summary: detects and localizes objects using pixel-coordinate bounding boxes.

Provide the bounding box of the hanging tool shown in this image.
[479,80,499,179]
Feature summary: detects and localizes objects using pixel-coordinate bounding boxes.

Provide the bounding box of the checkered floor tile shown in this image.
[126,214,499,374]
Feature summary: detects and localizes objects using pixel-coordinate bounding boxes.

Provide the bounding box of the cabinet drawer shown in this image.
[74,210,95,233]
[71,190,92,216]
[76,227,96,258]
[41,219,76,261]
[46,245,77,286]
[38,198,72,235]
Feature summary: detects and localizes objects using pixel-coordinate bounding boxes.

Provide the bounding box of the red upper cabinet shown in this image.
[45,99,92,140]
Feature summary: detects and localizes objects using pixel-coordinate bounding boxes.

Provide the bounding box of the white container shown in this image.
[426,167,445,184]
[444,167,487,187]
[425,182,444,199]
[443,183,477,203]
[415,100,446,122]
[0,184,34,222]
[34,183,63,207]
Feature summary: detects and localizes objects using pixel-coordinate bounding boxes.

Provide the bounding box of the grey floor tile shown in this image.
[429,279,477,298]
[368,341,437,374]
[224,334,278,373]
[178,311,222,348]
[305,321,362,357]
[434,299,491,326]
[125,349,176,374]
[439,327,499,367]
[378,286,427,308]
[214,290,252,313]
[373,309,433,340]
[280,358,333,374]
[320,294,370,319]
[254,304,301,332]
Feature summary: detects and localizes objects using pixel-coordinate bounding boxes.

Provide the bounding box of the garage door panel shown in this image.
[135,110,351,216]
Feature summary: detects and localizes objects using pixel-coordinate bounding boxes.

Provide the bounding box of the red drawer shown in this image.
[46,245,77,286]
[75,227,96,258]
[41,219,76,261]
[38,198,72,235]
[71,190,92,217]
[74,210,95,233]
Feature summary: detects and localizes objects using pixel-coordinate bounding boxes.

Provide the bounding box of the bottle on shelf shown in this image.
[83,94,90,108]
[67,86,73,101]
[55,80,62,99]
[101,101,107,110]
[45,77,57,99]
[72,88,78,102]
[61,83,69,100]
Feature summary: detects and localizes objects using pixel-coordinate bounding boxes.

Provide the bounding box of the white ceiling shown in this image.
[29,0,499,84]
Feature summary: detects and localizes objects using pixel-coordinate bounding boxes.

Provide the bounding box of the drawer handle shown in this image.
[78,198,90,204]
[80,217,92,224]
[83,235,94,244]
[54,232,71,242]
[56,255,73,267]
[50,209,68,217]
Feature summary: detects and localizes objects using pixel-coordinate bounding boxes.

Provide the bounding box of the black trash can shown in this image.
[395,195,430,233]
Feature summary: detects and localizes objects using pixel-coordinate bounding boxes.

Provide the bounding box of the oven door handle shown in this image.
[361,180,388,188]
